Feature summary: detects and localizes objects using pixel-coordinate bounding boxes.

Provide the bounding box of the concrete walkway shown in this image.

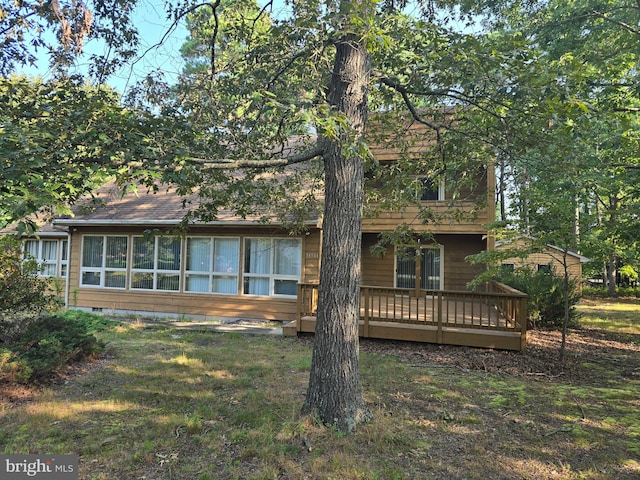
[120,316,284,335]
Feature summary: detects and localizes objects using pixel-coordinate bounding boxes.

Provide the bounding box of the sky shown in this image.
[19,1,293,94]
[19,1,478,95]
[19,0,189,94]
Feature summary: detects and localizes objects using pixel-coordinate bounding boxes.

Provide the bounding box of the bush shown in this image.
[582,285,640,298]
[0,311,112,383]
[0,235,61,343]
[495,266,581,330]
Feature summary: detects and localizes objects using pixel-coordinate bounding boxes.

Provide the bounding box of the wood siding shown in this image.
[497,239,585,286]
[67,226,322,321]
[361,233,486,291]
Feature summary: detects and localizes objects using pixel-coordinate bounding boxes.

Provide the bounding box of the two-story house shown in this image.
[6,114,527,349]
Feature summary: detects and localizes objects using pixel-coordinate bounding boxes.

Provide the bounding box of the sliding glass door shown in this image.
[395,247,442,290]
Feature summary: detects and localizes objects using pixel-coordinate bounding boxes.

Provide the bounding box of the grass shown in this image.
[1,299,639,479]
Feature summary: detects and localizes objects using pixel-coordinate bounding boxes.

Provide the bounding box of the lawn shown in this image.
[1,298,639,479]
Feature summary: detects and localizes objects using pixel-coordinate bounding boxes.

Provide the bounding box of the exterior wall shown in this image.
[361,233,486,291]
[362,165,495,235]
[362,201,491,235]
[67,225,322,321]
[499,247,583,284]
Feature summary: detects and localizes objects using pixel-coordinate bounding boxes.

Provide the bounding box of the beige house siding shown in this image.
[497,239,586,290]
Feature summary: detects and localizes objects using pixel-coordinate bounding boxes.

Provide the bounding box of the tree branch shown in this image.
[590,9,640,36]
[127,2,214,79]
[209,0,221,78]
[186,143,326,169]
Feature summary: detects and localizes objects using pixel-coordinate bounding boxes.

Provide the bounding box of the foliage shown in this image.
[0,310,109,383]
[583,286,640,298]
[0,76,182,228]
[484,0,640,296]
[3,0,639,429]
[0,235,61,342]
[0,0,139,79]
[494,266,581,330]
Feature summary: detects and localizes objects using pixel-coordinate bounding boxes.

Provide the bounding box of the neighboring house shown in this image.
[495,236,590,289]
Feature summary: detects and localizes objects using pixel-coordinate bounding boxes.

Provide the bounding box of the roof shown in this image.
[1,214,69,237]
[495,235,591,263]
[53,176,322,228]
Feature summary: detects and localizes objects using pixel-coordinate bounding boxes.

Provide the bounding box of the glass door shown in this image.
[395,247,442,290]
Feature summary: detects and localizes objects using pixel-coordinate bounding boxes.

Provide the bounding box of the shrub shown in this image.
[582,286,640,298]
[494,266,581,330]
[0,235,61,343]
[0,311,110,383]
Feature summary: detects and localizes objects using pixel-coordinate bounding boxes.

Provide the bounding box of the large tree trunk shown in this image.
[301,34,372,433]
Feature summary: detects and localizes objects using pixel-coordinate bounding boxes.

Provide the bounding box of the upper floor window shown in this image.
[81,235,128,288]
[501,263,515,274]
[131,236,181,291]
[185,237,240,294]
[243,238,302,297]
[418,177,444,201]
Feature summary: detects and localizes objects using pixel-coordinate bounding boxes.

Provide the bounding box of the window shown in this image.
[185,237,240,294]
[81,235,128,288]
[131,236,181,291]
[537,264,552,274]
[60,240,68,277]
[501,263,515,273]
[396,246,442,290]
[23,239,64,277]
[418,177,444,201]
[243,238,302,297]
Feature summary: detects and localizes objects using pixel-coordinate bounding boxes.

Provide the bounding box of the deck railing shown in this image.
[297,281,527,345]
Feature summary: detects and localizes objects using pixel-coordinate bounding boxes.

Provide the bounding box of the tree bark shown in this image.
[301,34,372,433]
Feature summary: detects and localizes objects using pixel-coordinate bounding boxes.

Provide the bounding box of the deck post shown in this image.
[436,290,443,344]
[362,287,370,337]
[296,283,303,332]
[519,295,527,350]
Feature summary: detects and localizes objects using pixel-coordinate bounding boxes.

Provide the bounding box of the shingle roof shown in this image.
[54,175,322,228]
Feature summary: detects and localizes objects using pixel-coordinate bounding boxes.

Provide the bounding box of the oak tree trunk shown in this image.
[301,35,372,433]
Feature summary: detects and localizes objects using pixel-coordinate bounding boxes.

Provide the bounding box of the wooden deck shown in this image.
[285,282,528,351]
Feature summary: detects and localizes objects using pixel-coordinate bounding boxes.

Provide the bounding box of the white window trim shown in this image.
[184,236,240,295]
[243,237,302,298]
[130,236,181,292]
[80,235,128,289]
[24,239,60,277]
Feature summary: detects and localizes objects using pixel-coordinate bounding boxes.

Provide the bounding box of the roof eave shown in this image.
[53,219,320,228]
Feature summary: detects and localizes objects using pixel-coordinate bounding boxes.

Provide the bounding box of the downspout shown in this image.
[64,227,71,309]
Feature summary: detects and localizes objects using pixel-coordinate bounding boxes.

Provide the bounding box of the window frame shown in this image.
[184,236,240,295]
[80,235,129,289]
[23,238,68,278]
[130,236,182,292]
[243,237,302,298]
[394,245,444,291]
[417,176,445,202]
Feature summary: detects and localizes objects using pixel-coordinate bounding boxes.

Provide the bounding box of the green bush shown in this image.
[0,235,61,342]
[582,285,640,298]
[495,266,581,330]
[0,311,112,383]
